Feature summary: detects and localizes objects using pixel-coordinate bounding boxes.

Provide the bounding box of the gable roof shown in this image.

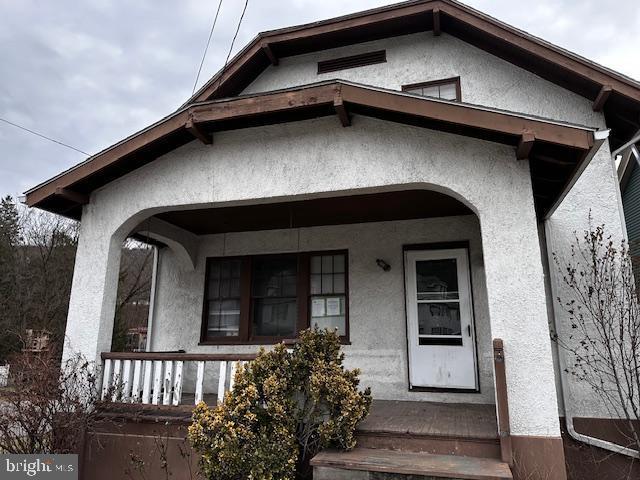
[187,0,640,151]
[24,80,605,220]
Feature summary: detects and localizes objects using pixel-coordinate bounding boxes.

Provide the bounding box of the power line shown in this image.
[215,0,249,91]
[192,0,224,95]
[0,117,90,156]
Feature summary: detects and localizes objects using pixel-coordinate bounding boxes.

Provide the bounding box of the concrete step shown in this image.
[311,448,513,480]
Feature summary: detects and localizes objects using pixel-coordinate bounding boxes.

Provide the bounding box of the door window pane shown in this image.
[251,256,298,337]
[418,302,461,336]
[205,258,242,337]
[416,259,459,300]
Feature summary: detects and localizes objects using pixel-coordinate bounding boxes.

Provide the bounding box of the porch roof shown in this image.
[24,80,604,220]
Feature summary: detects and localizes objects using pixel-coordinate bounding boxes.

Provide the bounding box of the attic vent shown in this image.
[317,50,386,74]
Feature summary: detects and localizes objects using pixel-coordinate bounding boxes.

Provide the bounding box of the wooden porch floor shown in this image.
[99,397,498,444]
[359,400,498,440]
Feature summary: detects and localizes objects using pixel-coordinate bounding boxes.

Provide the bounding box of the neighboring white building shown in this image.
[24,1,640,479]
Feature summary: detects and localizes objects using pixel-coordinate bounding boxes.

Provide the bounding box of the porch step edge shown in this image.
[355,430,502,459]
[311,448,512,480]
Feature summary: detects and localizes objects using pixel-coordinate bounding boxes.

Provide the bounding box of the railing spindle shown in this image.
[142,360,153,404]
[121,360,132,402]
[172,361,183,406]
[162,360,174,405]
[217,361,227,405]
[195,361,205,404]
[101,359,112,401]
[111,359,122,402]
[132,360,142,403]
[152,360,163,405]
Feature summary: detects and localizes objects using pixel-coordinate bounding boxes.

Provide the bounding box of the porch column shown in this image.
[479,205,567,480]
[62,209,122,367]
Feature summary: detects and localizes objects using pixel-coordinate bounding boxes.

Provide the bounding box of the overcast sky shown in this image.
[1,0,639,200]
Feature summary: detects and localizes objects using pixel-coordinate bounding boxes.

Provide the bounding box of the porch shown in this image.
[97,341,512,479]
[57,100,591,478]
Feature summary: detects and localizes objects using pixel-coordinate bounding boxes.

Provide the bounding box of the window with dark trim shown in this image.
[402,77,461,101]
[201,251,349,344]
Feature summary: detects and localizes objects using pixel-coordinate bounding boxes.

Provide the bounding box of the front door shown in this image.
[404,248,478,390]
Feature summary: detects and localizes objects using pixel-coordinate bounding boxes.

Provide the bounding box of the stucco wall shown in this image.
[240,29,627,421]
[545,143,627,419]
[242,32,605,128]
[150,216,495,404]
[64,114,561,436]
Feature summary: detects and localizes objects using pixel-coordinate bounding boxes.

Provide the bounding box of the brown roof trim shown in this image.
[187,0,640,106]
[25,81,600,219]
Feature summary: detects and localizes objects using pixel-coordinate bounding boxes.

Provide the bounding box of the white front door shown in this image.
[404,248,478,390]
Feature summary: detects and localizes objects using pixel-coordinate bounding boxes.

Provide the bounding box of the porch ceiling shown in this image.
[25,81,600,221]
[155,190,473,235]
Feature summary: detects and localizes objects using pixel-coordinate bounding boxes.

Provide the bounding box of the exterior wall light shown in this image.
[376,259,391,272]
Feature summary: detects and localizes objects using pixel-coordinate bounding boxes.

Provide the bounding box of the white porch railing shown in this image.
[100,352,257,407]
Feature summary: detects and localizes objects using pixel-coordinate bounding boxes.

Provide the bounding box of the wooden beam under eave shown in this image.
[593,85,612,112]
[261,43,278,66]
[432,8,441,36]
[516,132,535,160]
[334,97,351,127]
[185,119,212,145]
[55,187,89,205]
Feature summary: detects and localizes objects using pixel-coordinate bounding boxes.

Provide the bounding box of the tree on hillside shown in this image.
[0,198,78,361]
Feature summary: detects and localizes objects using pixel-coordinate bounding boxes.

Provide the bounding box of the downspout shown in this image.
[542,207,639,457]
[145,246,159,352]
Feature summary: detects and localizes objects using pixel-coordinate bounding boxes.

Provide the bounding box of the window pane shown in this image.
[252,298,297,336]
[439,82,457,100]
[418,302,461,336]
[310,274,322,294]
[405,87,422,95]
[208,280,220,298]
[333,273,345,294]
[422,85,440,98]
[252,256,297,297]
[333,254,345,273]
[321,274,333,294]
[312,316,346,336]
[208,299,240,337]
[322,255,333,273]
[311,256,322,274]
[311,296,346,336]
[416,259,459,300]
[205,258,242,337]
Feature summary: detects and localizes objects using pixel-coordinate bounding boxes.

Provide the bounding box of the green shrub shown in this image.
[188,328,371,480]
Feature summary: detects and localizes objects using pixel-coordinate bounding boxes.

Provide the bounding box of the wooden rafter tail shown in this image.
[261,42,278,66]
[516,132,535,160]
[593,85,612,112]
[55,187,89,205]
[432,8,441,36]
[334,95,351,127]
[185,119,213,145]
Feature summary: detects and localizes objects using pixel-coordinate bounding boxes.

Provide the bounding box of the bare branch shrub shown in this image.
[553,221,640,453]
[0,347,99,454]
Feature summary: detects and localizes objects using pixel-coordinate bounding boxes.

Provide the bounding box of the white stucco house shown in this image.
[24,1,640,479]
